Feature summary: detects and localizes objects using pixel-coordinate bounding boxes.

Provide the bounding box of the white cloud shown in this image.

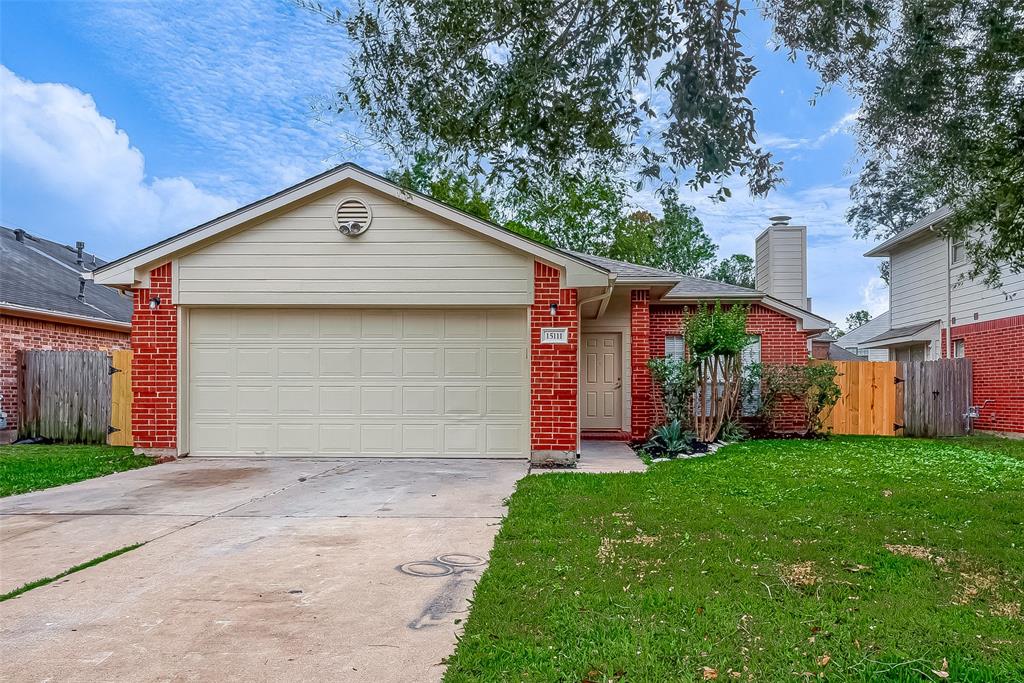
[0,66,236,253]
[861,276,889,316]
[758,109,859,153]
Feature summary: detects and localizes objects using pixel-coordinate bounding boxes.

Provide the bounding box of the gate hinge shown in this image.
[893,423,904,432]
[107,425,120,435]
[893,376,905,385]
[109,365,121,375]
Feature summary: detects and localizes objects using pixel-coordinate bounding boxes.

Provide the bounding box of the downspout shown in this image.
[946,239,953,358]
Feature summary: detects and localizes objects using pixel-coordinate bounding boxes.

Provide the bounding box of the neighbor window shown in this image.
[953,339,965,358]
[951,239,967,264]
[665,334,685,359]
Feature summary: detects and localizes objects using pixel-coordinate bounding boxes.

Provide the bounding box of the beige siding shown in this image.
[755,226,807,309]
[889,235,948,328]
[951,262,1024,324]
[175,183,533,306]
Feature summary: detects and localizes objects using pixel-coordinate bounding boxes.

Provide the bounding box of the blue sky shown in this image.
[0,0,888,325]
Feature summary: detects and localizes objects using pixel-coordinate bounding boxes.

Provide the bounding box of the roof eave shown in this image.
[0,303,131,332]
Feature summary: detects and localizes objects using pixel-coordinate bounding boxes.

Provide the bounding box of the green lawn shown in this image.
[446,437,1024,682]
[0,444,153,497]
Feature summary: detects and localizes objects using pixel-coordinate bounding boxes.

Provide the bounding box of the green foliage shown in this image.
[754,362,842,436]
[708,253,755,288]
[684,301,750,361]
[647,355,697,427]
[317,0,780,200]
[717,418,748,444]
[646,420,695,458]
[608,188,718,276]
[844,310,871,331]
[765,0,1024,286]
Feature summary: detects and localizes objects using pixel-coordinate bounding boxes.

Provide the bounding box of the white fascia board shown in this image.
[92,164,610,289]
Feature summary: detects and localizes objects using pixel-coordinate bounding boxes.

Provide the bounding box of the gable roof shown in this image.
[861,320,941,347]
[864,206,952,257]
[91,163,609,289]
[833,310,891,350]
[567,252,680,282]
[1,226,132,328]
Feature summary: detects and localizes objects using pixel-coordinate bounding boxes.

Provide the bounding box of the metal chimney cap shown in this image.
[769,215,792,226]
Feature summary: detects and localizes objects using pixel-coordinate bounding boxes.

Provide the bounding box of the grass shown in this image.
[445,436,1024,682]
[0,543,145,602]
[0,444,153,497]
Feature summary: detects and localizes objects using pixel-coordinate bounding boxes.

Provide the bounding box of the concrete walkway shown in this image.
[0,457,526,682]
[533,440,647,474]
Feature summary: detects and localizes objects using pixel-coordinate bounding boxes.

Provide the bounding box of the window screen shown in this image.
[741,335,761,416]
[664,334,685,359]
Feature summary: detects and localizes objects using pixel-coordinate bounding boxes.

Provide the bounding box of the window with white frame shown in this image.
[953,339,965,358]
[741,334,761,416]
[951,238,967,264]
[664,334,685,359]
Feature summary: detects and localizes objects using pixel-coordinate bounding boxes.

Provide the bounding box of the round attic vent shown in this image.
[334,197,372,237]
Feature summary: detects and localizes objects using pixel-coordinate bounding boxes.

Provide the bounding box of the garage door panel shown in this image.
[319,385,358,415]
[361,424,398,453]
[236,348,274,377]
[444,348,482,377]
[403,348,441,377]
[360,386,399,415]
[278,348,316,377]
[236,385,275,415]
[319,348,358,377]
[402,386,441,415]
[189,308,527,457]
[486,348,525,377]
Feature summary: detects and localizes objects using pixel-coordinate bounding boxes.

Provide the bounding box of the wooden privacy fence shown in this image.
[818,358,972,437]
[17,350,133,445]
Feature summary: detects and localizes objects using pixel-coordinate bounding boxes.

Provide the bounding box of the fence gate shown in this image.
[902,358,972,437]
[820,358,971,437]
[17,350,134,445]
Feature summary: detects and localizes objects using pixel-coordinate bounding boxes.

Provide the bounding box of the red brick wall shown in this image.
[1,315,130,431]
[530,262,579,453]
[630,290,654,438]
[648,303,811,433]
[131,263,177,450]
[943,315,1024,434]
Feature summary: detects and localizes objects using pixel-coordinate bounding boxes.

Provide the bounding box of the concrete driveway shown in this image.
[0,457,526,682]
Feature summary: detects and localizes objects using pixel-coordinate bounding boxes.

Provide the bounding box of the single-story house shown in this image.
[89,164,829,462]
[1,227,132,440]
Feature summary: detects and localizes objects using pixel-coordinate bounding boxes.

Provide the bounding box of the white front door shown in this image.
[581,332,622,430]
[187,308,529,457]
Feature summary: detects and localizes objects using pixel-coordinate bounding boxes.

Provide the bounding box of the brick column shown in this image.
[131,262,177,455]
[630,289,653,439]
[530,261,579,464]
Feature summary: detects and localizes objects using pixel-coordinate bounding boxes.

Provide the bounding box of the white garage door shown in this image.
[188,308,529,457]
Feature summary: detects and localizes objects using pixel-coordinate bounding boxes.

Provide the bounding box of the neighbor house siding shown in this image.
[174,184,533,306]
[530,262,579,455]
[943,316,1024,435]
[131,263,177,452]
[950,262,1024,325]
[0,315,130,433]
[889,235,948,329]
[648,303,810,433]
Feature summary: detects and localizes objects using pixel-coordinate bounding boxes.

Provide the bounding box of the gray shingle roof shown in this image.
[863,320,940,344]
[566,251,680,280]
[0,226,132,324]
[567,250,761,298]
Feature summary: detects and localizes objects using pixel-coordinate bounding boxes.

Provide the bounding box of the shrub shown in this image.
[645,420,696,458]
[753,362,842,436]
[647,356,697,427]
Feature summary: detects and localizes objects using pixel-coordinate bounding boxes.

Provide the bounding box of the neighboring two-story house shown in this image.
[862,207,1024,435]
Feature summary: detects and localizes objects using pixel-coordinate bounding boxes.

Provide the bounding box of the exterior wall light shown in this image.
[549,302,558,317]
[149,296,161,310]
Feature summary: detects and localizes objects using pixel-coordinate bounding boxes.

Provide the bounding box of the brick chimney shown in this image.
[755,216,810,310]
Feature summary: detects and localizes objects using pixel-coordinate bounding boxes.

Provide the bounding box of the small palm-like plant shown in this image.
[649,420,694,458]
